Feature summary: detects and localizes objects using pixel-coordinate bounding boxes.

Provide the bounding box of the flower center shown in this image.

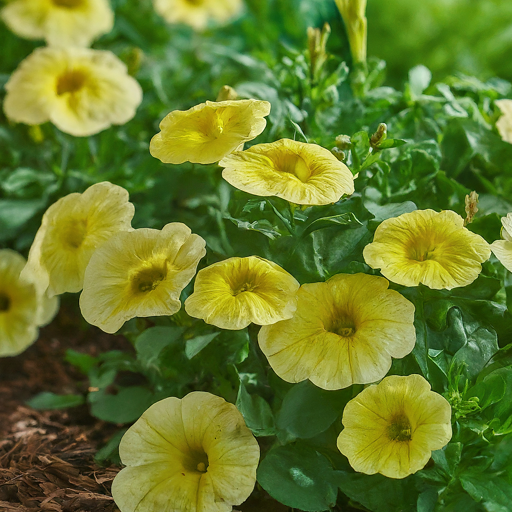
[184,451,209,473]
[329,315,357,337]
[131,264,167,294]
[233,282,256,295]
[61,219,87,249]
[279,153,311,183]
[185,0,204,6]
[56,69,87,96]
[0,293,11,312]
[209,113,225,139]
[387,414,412,442]
[52,0,84,8]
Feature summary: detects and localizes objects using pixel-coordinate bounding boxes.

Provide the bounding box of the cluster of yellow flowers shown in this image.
[4,88,512,510]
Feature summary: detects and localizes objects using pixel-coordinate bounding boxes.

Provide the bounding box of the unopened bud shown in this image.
[464,191,479,226]
[335,134,352,150]
[28,124,44,143]
[125,47,144,76]
[334,0,367,65]
[331,147,346,161]
[216,85,238,102]
[370,123,387,148]
[307,23,331,81]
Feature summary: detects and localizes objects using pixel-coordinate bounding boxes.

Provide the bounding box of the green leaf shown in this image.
[467,372,506,410]
[185,332,221,359]
[88,386,154,423]
[65,349,97,375]
[135,326,184,367]
[95,428,127,465]
[409,65,432,99]
[257,442,338,512]
[366,201,417,223]
[236,381,275,437]
[377,138,407,149]
[276,381,353,439]
[300,212,362,238]
[27,392,85,410]
[460,472,512,512]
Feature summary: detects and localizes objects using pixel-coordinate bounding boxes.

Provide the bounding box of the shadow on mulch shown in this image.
[0,301,356,512]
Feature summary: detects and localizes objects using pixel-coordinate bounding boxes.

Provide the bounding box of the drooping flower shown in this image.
[496,99,512,144]
[0,250,59,357]
[219,138,355,205]
[3,47,143,137]
[153,0,242,30]
[21,182,135,297]
[149,99,270,165]
[80,223,206,334]
[1,0,113,48]
[185,256,299,330]
[490,213,512,272]
[111,392,259,512]
[363,209,491,290]
[337,374,452,479]
[258,273,415,390]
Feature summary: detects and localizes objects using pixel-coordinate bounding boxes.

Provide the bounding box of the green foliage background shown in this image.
[2,0,512,511]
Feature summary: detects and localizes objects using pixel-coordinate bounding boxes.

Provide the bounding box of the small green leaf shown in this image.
[135,326,184,367]
[236,381,275,437]
[27,392,85,410]
[65,349,97,375]
[409,65,432,99]
[185,332,220,359]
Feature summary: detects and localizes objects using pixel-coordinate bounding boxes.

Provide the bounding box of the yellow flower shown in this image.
[80,223,206,334]
[111,392,259,512]
[363,209,491,290]
[334,0,367,64]
[21,182,135,297]
[491,213,512,272]
[185,256,299,330]
[3,47,143,137]
[496,99,512,144]
[153,0,242,30]
[219,138,355,206]
[0,250,59,357]
[149,99,270,165]
[337,374,452,479]
[1,0,113,47]
[258,273,415,390]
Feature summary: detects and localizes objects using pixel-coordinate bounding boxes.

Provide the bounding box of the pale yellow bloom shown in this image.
[21,182,135,297]
[1,0,113,47]
[0,250,59,357]
[112,392,259,512]
[334,0,367,64]
[3,47,143,137]
[496,99,512,144]
[150,99,270,165]
[219,138,355,205]
[80,223,206,334]
[258,273,415,390]
[185,256,299,330]
[337,374,452,479]
[363,209,490,290]
[153,0,242,30]
[491,213,512,272]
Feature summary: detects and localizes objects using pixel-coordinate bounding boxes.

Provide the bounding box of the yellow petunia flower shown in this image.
[496,99,512,144]
[0,250,59,357]
[219,138,355,205]
[185,256,299,330]
[111,392,259,512]
[3,47,143,137]
[153,0,242,30]
[258,273,415,391]
[337,374,452,479]
[80,223,206,334]
[21,182,135,298]
[490,213,512,272]
[363,209,491,290]
[1,0,113,48]
[149,99,270,165]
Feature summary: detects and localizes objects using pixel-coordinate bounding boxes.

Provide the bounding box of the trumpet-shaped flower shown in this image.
[334,0,367,64]
[4,47,142,137]
[337,374,452,479]
[0,250,58,357]
[219,138,355,205]
[363,209,490,290]
[153,0,242,30]
[258,273,415,390]
[21,182,135,297]
[496,99,512,144]
[112,392,259,512]
[185,256,299,330]
[80,223,206,334]
[150,99,270,165]
[1,0,113,47]
[491,213,512,272]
